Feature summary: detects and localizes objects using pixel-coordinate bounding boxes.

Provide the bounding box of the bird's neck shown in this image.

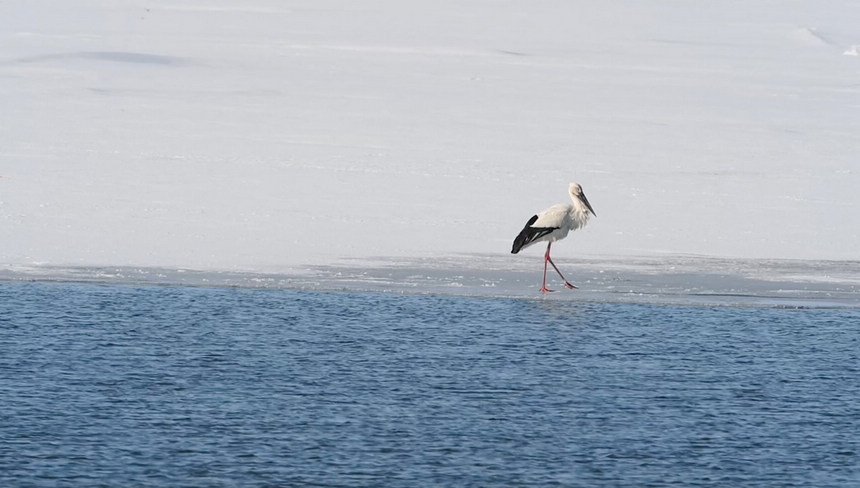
[569,205,591,227]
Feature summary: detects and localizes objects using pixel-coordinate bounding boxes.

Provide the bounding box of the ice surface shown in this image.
[3,255,858,309]
[2,1,859,278]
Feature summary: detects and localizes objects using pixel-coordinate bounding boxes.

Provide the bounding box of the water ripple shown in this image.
[1,282,858,486]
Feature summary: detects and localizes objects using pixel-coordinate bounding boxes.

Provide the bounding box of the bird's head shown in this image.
[569,182,596,217]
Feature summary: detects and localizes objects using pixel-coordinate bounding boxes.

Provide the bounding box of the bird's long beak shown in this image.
[581,192,596,217]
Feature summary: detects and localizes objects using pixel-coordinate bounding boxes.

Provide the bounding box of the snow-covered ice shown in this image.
[2,0,859,300]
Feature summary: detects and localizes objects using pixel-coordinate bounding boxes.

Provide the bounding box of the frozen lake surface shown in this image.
[2,0,859,270]
[2,255,858,309]
[2,281,859,487]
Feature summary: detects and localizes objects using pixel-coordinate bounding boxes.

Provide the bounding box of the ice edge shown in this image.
[2,255,858,309]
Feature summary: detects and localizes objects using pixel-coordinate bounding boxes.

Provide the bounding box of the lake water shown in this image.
[2,280,859,487]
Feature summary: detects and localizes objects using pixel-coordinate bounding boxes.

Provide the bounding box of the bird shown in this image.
[511,182,596,292]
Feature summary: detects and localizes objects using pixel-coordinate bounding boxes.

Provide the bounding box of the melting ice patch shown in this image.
[2,255,858,309]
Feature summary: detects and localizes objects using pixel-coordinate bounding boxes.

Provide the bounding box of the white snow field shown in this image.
[1,1,859,302]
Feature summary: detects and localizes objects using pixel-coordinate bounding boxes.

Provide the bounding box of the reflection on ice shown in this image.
[2,255,858,309]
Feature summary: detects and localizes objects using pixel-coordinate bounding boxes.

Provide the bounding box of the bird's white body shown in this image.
[511,182,596,292]
[520,201,591,250]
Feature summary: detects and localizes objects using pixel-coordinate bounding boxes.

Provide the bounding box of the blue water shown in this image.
[2,281,859,487]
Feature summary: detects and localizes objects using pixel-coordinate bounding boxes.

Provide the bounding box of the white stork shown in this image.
[511,182,596,292]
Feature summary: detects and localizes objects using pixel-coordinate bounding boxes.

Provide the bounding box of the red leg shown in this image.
[545,243,577,290]
[540,243,553,292]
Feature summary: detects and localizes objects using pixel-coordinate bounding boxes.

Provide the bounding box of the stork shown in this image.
[511,182,596,292]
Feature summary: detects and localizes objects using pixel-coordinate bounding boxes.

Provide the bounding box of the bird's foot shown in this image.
[539,286,555,293]
[563,282,577,289]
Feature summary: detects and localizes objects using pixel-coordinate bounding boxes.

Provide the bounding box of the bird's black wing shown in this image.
[511,215,558,254]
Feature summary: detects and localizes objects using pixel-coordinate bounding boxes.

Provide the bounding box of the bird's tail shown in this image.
[511,233,527,254]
